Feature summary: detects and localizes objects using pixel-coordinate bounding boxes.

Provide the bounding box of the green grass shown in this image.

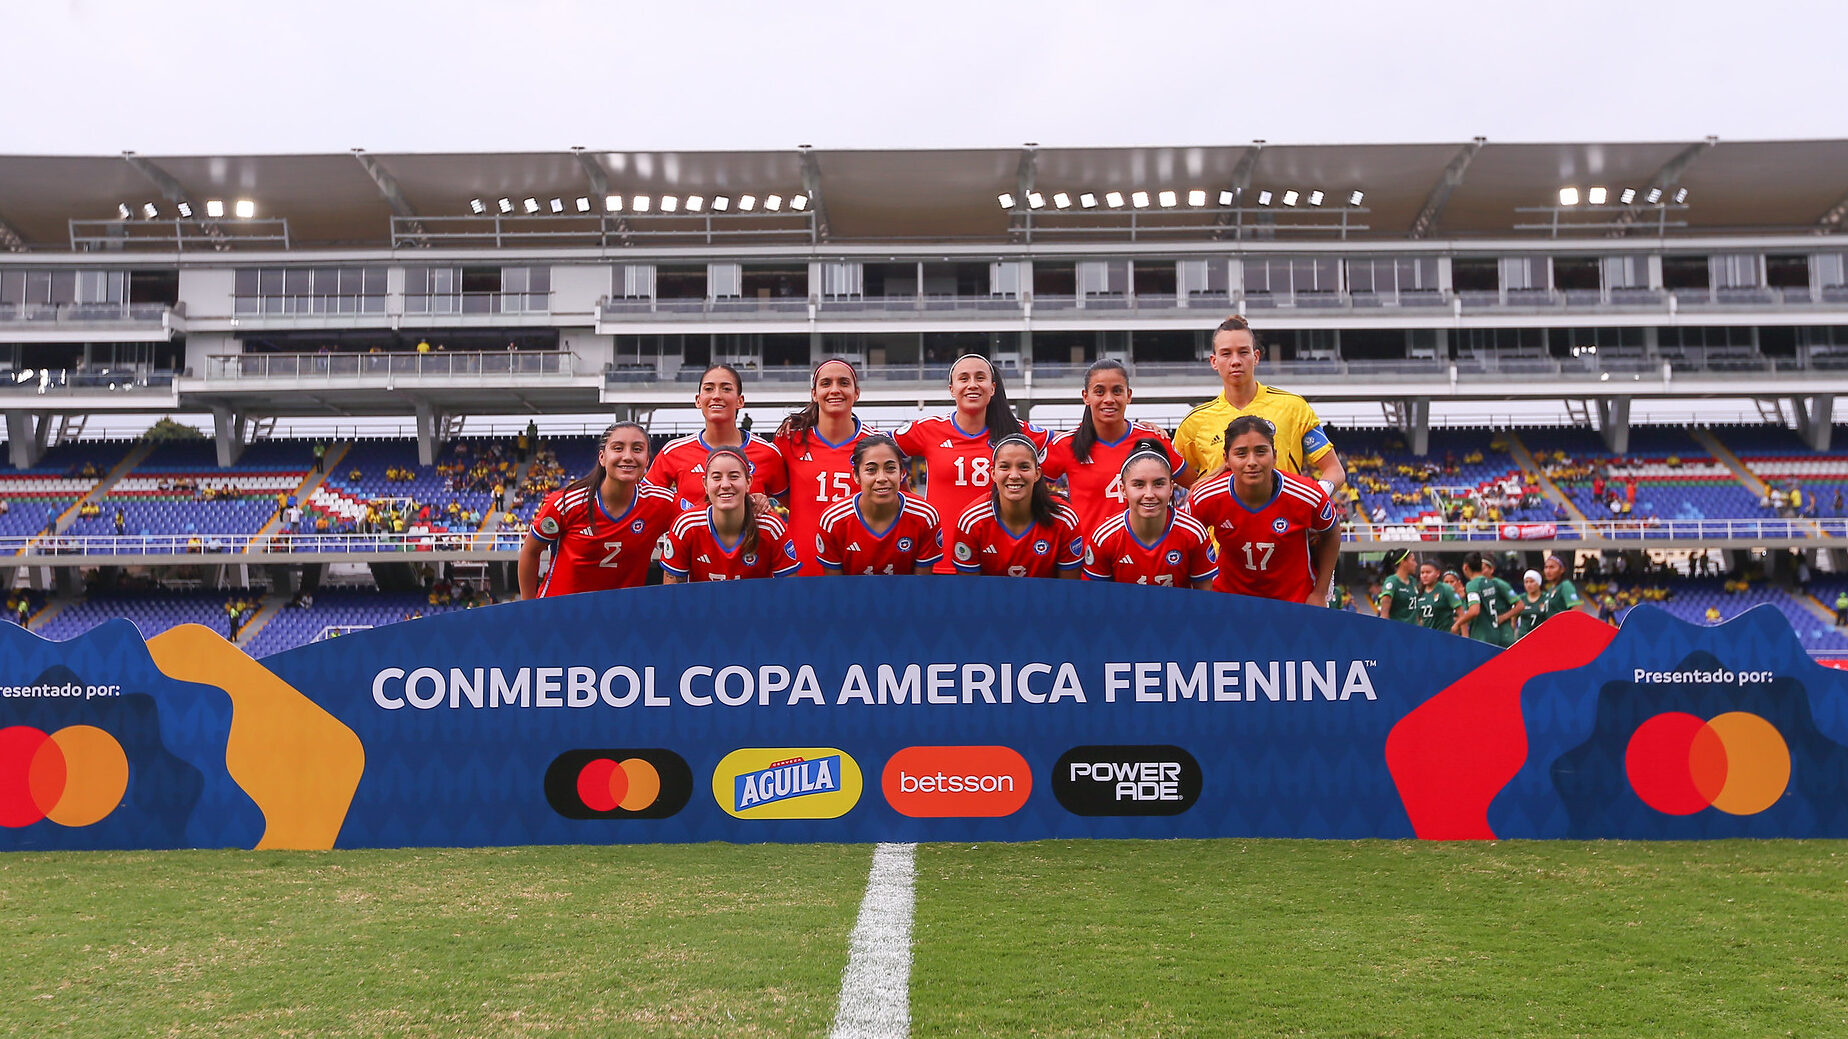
[911,840,1848,1038]
[4,841,1847,1038]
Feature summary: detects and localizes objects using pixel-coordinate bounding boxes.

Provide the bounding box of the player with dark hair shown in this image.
[1175,315,1344,494]
[1185,415,1339,605]
[893,354,1049,573]
[647,363,788,510]
[1457,552,1522,645]
[1541,553,1583,618]
[950,434,1082,579]
[1083,438,1216,589]
[519,422,677,598]
[774,358,880,575]
[1376,548,1418,622]
[1413,560,1464,632]
[816,435,943,576]
[1041,358,1190,535]
[1482,556,1523,646]
[659,447,799,583]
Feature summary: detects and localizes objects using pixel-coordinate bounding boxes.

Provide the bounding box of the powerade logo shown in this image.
[1052,745,1202,816]
[544,749,693,820]
[713,747,863,820]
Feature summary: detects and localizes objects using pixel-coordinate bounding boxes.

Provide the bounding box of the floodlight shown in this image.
[117,203,132,220]
[632,195,651,213]
[1079,192,1098,208]
[1281,190,1299,207]
[1645,188,1662,204]
[549,197,565,213]
[1308,190,1325,206]
[522,198,540,214]
[1157,190,1177,208]
[1131,191,1150,208]
[765,194,784,211]
[686,195,705,212]
[1052,192,1071,209]
[1674,188,1688,203]
[998,193,1016,209]
[1587,187,1607,205]
[660,195,679,213]
[1349,190,1365,206]
[1619,188,1636,204]
[142,203,159,219]
[1558,187,1579,206]
[469,198,487,214]
[605,195,622,212]
[738,194,757,211]
[1187,189,1206,207]
[176,202,193,218]
[791,194,809,210]
[575,196,591,212]
[1219,190,1235,206]
[234,199,254,218]
[1027,192,1045,209]
[498,198,514,214]
[1257,190,1272,206]
[711,195,731,212]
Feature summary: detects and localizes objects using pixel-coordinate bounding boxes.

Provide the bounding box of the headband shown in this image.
[950,353,996,378]
[991,433,1040,458]
[1524,569,1543,585]
[705,445,755,475]
[812,357,859,385]
[1121,447,1173,475]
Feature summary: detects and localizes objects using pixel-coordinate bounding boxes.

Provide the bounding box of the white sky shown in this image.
[3,0,1843,156]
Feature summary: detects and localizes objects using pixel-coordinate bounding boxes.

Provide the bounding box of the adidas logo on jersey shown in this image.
[697,554,710,563]
[800,452,813,461]
[983,545,998,554]
[579,526,596,536]
[940,440,953,448]
[1120,555,1134,564]
[847,542,862,551]
[691,464,704,474]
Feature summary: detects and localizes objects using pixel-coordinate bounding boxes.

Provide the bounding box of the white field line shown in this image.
[829,842,918,1039]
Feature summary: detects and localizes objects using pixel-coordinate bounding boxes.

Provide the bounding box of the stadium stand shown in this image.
[1340,427,1560,534]
[1520,427,1766,533]
[242,589,476,658]
[33,586,269,643]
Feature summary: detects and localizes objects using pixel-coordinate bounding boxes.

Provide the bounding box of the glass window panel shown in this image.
[234,269,258,297]
[363,267,386,294]
[48,271,77,303]
[258,269,283,295]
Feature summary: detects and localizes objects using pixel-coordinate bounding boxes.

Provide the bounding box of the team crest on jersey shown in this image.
[1084,546,1095,565]
[538,516,560,537]
[954,542,973,562]
[897,537,913,551]
[784,542,798,559]
[1068,537,1083,557]
[817,534,827,553]
[1319,500,1335,522]
[744,553,758,566]
[1272,517,1290,533]
[1033,539,1050,556]
[632,519,646,532]
[1166,549,1183,565]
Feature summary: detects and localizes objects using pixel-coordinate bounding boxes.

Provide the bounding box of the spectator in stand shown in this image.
[1833,489,1843,517]
[1705,605,1722,624]
[113,508,125,535]
[1835,590,1848,627]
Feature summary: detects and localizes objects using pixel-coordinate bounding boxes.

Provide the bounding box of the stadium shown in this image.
[8,15,1848,1033]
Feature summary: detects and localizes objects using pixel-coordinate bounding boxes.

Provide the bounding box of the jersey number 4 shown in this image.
[1239,541,1275,571]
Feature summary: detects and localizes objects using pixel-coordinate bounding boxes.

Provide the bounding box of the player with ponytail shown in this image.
[660,446,799,582]
[948,434,1082,579]
[519,422,678,598]
[815,435,943,575]
[647,363,788,510]
[1041,358,1190,535]
[774,358,880,574]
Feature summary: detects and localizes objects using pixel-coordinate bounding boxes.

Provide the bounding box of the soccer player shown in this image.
[774,358,880,575]
[659,447,800,582]
[1457,553,1510,645]
[519,422,678,598]
[647,364,789,510]
[1083,440,1216,589]
[1482,555,1524,647]
[1412,560,1464,632]
[1514,569,1547,640]
[1541,553,1584,618]
[950,434,1083,579]
[816,435,943,576]
[1185,415,1339,605]
[1376,548,1418,622]
[893,354,1049,573]
[1174,316,1344,494]
[1041,359,1190,535]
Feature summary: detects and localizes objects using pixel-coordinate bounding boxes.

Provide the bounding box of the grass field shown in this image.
[4,840,1847,1038]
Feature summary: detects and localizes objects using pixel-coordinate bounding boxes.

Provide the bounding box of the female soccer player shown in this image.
[1376,548,1418,622]
[659,447,800,583]
[1514,569,1547,639]
[519,422,678,598]
[1041,359,1190,535]
[1413,561,1464,632]
[893,354,1049,573]
[647,364,789,510]
[774,358,879,575]
[950,435,1083,579]
[816,436,943,575]
[1541,553,1584,618]
[1185,415,1338,605]
[1083,440,1215,589]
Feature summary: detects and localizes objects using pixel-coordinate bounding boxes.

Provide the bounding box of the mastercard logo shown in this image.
[543,749,693,820]
[1624,711,1791,816]
[0,725,129,828]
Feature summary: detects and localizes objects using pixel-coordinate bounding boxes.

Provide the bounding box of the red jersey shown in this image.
[660,508,800,582]
[531,482,679,596]
[815,493,943,575]
[892,415,1050,573]
[1082,510,1217,588]
[775,418,879,576]
[1040,423,1187,535]
[1185,469,1336,602]
[645,432,789,511]
[949,497,1084,578]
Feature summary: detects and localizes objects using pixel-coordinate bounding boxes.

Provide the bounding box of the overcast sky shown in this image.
[3,0,1842,156]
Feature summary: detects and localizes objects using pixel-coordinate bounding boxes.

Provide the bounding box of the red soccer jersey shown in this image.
[1040,423,1188,536]
[1082,509,1218,588]
[660,508,801,582]
[531,482,679,596]
[815,493,943,575]
[949,497,1084,578]
[1185,469,1336,602]
[645,433,789,511]
[775,419,879,576]
[892,414,1050,574]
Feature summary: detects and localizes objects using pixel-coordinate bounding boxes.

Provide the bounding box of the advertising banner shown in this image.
[1,580,1842,850]
[1498,522,1558,540]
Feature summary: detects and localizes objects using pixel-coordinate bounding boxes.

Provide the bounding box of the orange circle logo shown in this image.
[1624,712,1790,816]
[0,724,130,828]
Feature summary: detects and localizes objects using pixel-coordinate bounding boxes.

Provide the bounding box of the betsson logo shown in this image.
[881,746,1032,818]
[1051,745,1202,816]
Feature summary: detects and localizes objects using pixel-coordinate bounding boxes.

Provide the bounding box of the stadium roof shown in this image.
[3,139,1847,249]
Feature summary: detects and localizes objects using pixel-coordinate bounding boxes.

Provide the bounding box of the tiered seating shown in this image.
[0,441,136,538]
[1521,427,1762,529]
[67,441,307,547]
[34,587,268,643]
[1338,427,1557,536]
[310,438,513,537]
[1603,576,1848,653]
[504,437,596,527]
[1717,424,1848,515]
[243,590,470,658]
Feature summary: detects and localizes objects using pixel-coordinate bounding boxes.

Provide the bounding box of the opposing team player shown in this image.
[1541,553,1584,618]
[949,435,1082,579]
[659,447,800,583]
[893,354,1049,573]
[1082,440,1216,589]
[1175,316,1344,493]
[1185,415,1339,605]
[774,358,880,574]
[1376,548,1418,622]
[816,436,943,576]
[1041,359,1190,535]
[519,422,678,598]
[1413,560,1464,632]
[646,364,788,509]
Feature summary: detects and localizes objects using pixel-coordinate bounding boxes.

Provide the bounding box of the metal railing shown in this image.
[0,367,176,393]
[1348,517,1841,544]
[404,291,552,316]
[68,217,291,252]
[392,212,817,249]
[0,302,175,324]
[204,351,577,381]
[12,531,528,557]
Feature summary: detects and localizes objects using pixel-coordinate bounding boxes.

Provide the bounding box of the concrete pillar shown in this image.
[211,405,246,467]
[5,411,47,469]
[1795,395,1834,452]
[1596,397,1632,454]
[414,401,440,467]
[1405,398,1431,456]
